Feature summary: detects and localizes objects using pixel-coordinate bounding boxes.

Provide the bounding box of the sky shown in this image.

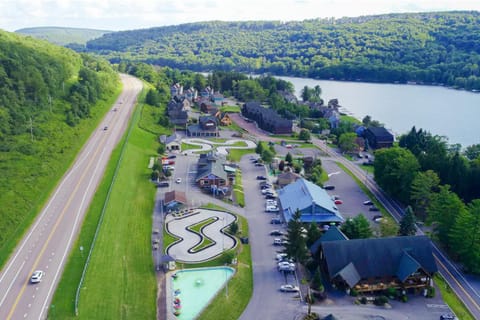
[1,0,480,32]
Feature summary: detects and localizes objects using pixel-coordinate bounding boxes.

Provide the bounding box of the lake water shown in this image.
[277,76,480,147]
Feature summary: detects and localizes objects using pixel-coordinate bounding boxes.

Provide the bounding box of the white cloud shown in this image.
[1,0,480,32]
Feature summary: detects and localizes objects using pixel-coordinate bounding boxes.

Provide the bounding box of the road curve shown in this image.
[0,74,143,320]
[182,138,256,155]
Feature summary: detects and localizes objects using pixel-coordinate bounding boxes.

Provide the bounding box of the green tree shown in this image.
[255,141,264,155]
[374,147,420,203]
[338,132,358,153]
[410,170,440,221]
[146,89,161,106]
[261,149,274,163]
[427,185,466,246]
[311,268,324,292]
[379,218,399,237]
[306,222,321,247]
[464,144,480,161]
[299,129,311,142]
[285,152,293,164]
[399,206,416,236]
[284,210,308,264]
[229,221,239,235]
[449,200,480,273]
[341,214,372,239]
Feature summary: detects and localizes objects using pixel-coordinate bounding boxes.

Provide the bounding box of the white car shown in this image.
[278,263,296,272]
[280,284,299,292]
[266,206,279,212]
[261,188,274,195]
[175,178,182,183]
[266,200,277,206]
[275,253,288,260]
[30,270,44,283]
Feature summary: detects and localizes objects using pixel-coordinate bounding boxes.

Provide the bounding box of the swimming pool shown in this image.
[169,267,235,320]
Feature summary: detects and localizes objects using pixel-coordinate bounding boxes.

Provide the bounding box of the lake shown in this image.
[278,76,480,147]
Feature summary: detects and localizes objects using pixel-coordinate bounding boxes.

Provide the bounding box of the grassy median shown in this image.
[50,89,159,319]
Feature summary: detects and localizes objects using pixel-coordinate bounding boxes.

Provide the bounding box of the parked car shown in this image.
[30,270,44,283]
[266,200,277,206]
[270,230,284,236]
[275,253,288,260]
[266,206,279,213]
[372,215,383,222]
[273,238,283,246]
[323,185,335,190]
[278,263,296,272]
[262,188,274,195]
[334,199,343,205]
[369,206,380,211]
[168,155,177,159]
[259,181,272,186]
[440,314,457,320]
[255,163,264,167]
[363,200,373,205]
[175,178,182,184]
[271,218,282,224]
[256,175,267,180]
[260,184,272,190]
[280,284,299,292]
[331,195,340,200]
[157,181,169,188]
[265,194,277,200]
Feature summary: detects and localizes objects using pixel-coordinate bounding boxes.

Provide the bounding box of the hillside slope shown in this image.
[87,11,480,90]
[0,30,119,266]
[16,26,111,46]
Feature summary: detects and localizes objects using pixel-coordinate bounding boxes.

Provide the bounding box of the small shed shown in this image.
[164,190,187,210]
[162,255,176,271]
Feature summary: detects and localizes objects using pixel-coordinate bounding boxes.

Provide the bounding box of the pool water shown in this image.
[170,267,234,320]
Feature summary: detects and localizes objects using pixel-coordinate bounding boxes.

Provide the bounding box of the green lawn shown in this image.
[340,114,362,124]
[50,88,161,319]
[220,105,241,113]
[233,170,245,207]
[188,218,217,252]
[359,164,375,174]
[182,142,202,151]
[434,274,474,320]
[227,148,255,162]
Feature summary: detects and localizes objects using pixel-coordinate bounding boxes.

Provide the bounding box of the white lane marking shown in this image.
[0,260,26,308]
[38,146,109,320]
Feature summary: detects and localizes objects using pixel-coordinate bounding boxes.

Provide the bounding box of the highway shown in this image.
[0,74,142,320]
[309,135,480,319]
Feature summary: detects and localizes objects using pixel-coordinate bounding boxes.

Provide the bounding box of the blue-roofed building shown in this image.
[277,178,344,224]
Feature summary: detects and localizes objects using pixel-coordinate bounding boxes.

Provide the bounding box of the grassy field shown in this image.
[233,170,245,207]
[188,218,216,252]
[182,142,202,151]
[434,274,474,320]
[227,148,255,162]
[220,105,241,113]
[340,114,362,124]
[50,88,161,319]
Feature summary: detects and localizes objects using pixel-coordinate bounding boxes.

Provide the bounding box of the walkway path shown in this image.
[165,209,237,263]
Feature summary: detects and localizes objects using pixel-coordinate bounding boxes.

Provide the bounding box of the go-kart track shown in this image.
[181,138,256,155]
[165,209,237,263]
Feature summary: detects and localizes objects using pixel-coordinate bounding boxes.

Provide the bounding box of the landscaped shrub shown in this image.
[350,288,358,297]
[386,287,398,299]
[427,286,436,298]
[401,295,408,302]
[374,295,389,306]
[360,296,367,304]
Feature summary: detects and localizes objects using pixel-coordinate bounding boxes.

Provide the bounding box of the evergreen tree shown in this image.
[399,206,417,236]
[284,210,308,264]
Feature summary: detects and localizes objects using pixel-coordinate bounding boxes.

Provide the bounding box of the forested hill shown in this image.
[87,11,480,90]
[0,30,118,260]
[16,26,111,47]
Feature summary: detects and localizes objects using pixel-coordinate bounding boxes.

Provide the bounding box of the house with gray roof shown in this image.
[195,152,230,190]
[277,178,344,224]
[321,235,437,293]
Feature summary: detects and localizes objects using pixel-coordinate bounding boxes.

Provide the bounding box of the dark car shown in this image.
[157,181,169,188]
[369,206,380,211]
[168,155,177,159]
[265,194,277,200]
[363,200,373,205]
[256,175,267,180]
[270,218,282,224]
[323,185,335,190]
[270,230,284,236]
[440,314,457,320]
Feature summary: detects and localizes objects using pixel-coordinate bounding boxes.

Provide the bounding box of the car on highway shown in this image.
[363,200,373,205]
[369,206,380,211]
[280,284,299,292]
[30,270,44,283]
[103,126,108,131]
[270,230,284,236]
[175,178,182,184]
[323,185,335,190]
[256,175,267,180]
[334,199,343,205]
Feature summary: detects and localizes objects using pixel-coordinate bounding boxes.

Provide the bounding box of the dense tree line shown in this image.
[373,126,480,272]
[87,11,480,90]
[0,30,118,256]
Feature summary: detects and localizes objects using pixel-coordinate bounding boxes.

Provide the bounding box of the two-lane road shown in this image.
[0,74,142,320]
